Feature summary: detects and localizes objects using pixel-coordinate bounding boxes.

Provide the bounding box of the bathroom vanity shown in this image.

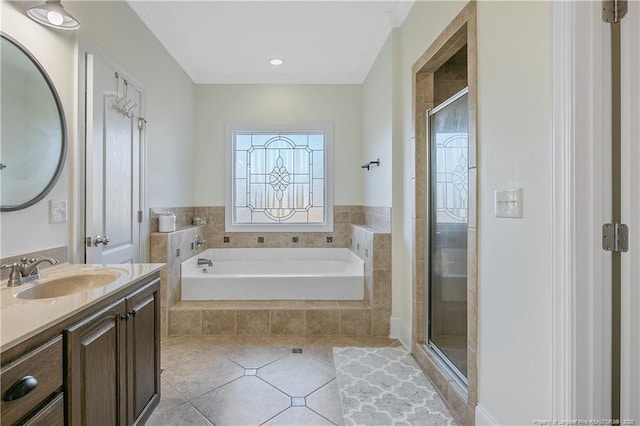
[0,264,164,425]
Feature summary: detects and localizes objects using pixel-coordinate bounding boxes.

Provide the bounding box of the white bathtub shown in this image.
[181,248,364,301]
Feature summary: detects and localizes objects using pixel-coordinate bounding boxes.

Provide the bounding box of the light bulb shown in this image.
[47,10,64,25]
[270,59,283,66]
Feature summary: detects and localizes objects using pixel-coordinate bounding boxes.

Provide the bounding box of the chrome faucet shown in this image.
[1,256,59,286]
[197,258,213,267]
[19,256,59,278]
[1,263,22,286]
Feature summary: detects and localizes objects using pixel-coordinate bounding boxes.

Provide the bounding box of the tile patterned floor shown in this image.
[146,335,401,426]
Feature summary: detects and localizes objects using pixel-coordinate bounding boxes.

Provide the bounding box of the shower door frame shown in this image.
[424,87,470,385]
[410,3,478,424]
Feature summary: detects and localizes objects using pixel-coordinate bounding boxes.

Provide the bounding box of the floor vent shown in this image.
[292,348,303,353]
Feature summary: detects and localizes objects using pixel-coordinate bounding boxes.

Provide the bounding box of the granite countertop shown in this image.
[0,263,165,353]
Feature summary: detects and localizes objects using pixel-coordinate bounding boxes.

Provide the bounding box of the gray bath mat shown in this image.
[333,346,456,426]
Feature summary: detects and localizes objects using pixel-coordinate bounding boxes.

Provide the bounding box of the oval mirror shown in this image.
[1,34,67,211]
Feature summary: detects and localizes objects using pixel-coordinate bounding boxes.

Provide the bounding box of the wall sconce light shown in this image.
[27,0,80,31]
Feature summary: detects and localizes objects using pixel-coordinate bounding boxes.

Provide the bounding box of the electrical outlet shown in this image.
[49,200,67,224]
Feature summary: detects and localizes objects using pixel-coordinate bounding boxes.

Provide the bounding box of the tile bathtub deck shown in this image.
[147,335,401,426]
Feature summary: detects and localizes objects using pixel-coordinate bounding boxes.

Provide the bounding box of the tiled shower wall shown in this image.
[149,205,391,338]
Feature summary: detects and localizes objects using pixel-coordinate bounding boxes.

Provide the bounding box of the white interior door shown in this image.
[553,1,638,420]
[620,0,639,419]
[85,52,142,264]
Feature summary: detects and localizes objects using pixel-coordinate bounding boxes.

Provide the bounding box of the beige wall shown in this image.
[193,84,363,206]
[362,35,393,208]
[3,1,556,422]
[68,1,197,209]
[476,1,552,423]
[363,0,554,423]
[395,0,468,344]
[0,3,75,258]
[0,1,196,260]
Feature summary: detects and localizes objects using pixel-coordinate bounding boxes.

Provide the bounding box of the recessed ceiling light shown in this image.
[270,59,283,66]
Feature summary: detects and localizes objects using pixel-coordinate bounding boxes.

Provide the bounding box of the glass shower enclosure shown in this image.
[425,88,469,381]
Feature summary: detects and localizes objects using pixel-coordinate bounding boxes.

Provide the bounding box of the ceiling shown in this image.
[126,1,414,84]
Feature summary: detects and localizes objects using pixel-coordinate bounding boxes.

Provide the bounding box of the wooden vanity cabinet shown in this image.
[1,273,160,426]
[66,299,127,425]
[125,284,160,424]
[0,336,64,425]
[66,279,160,425]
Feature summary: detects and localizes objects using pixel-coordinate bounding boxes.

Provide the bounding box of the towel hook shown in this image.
[361,159,380,171]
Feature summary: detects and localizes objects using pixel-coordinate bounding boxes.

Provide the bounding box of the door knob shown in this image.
[94,235,110,246]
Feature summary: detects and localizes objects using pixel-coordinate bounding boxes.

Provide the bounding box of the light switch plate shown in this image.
[49,200,67,224]
[495,188,523,218]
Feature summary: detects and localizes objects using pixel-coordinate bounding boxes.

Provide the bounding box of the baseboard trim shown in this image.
[475,404,499,425]
[390,317,411,350]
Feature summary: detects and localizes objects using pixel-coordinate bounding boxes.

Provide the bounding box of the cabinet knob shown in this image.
[4,376,38,401]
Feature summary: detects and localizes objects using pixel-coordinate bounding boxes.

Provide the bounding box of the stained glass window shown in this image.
[228,129,331,230]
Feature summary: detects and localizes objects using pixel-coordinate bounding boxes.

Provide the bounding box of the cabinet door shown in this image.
[126,281,160,424]
[66,301,127,426]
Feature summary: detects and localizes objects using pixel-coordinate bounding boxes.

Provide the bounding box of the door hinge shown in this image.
[602,223,629,252]
[138,117,146,131]
[602,0,628,23]
[137,210,143,223]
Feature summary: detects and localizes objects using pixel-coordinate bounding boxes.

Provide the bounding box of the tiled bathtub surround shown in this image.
[195,205,388,249]
[363,206,391,233]
[350,225,392,337]
[149,207,199,232]
[169,301,374,337]
[169,225,391,338]
[150,226,207,337]
[151,206,392,338]
[150,205,391,245]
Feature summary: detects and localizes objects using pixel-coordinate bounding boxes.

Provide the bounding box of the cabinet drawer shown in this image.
[23,393,64,426]
[1,336,63,425]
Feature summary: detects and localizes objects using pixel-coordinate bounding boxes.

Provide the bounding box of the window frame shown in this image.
[225,123,334,233]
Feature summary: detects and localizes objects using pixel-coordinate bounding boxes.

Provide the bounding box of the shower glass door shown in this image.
[426,88,468,380]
